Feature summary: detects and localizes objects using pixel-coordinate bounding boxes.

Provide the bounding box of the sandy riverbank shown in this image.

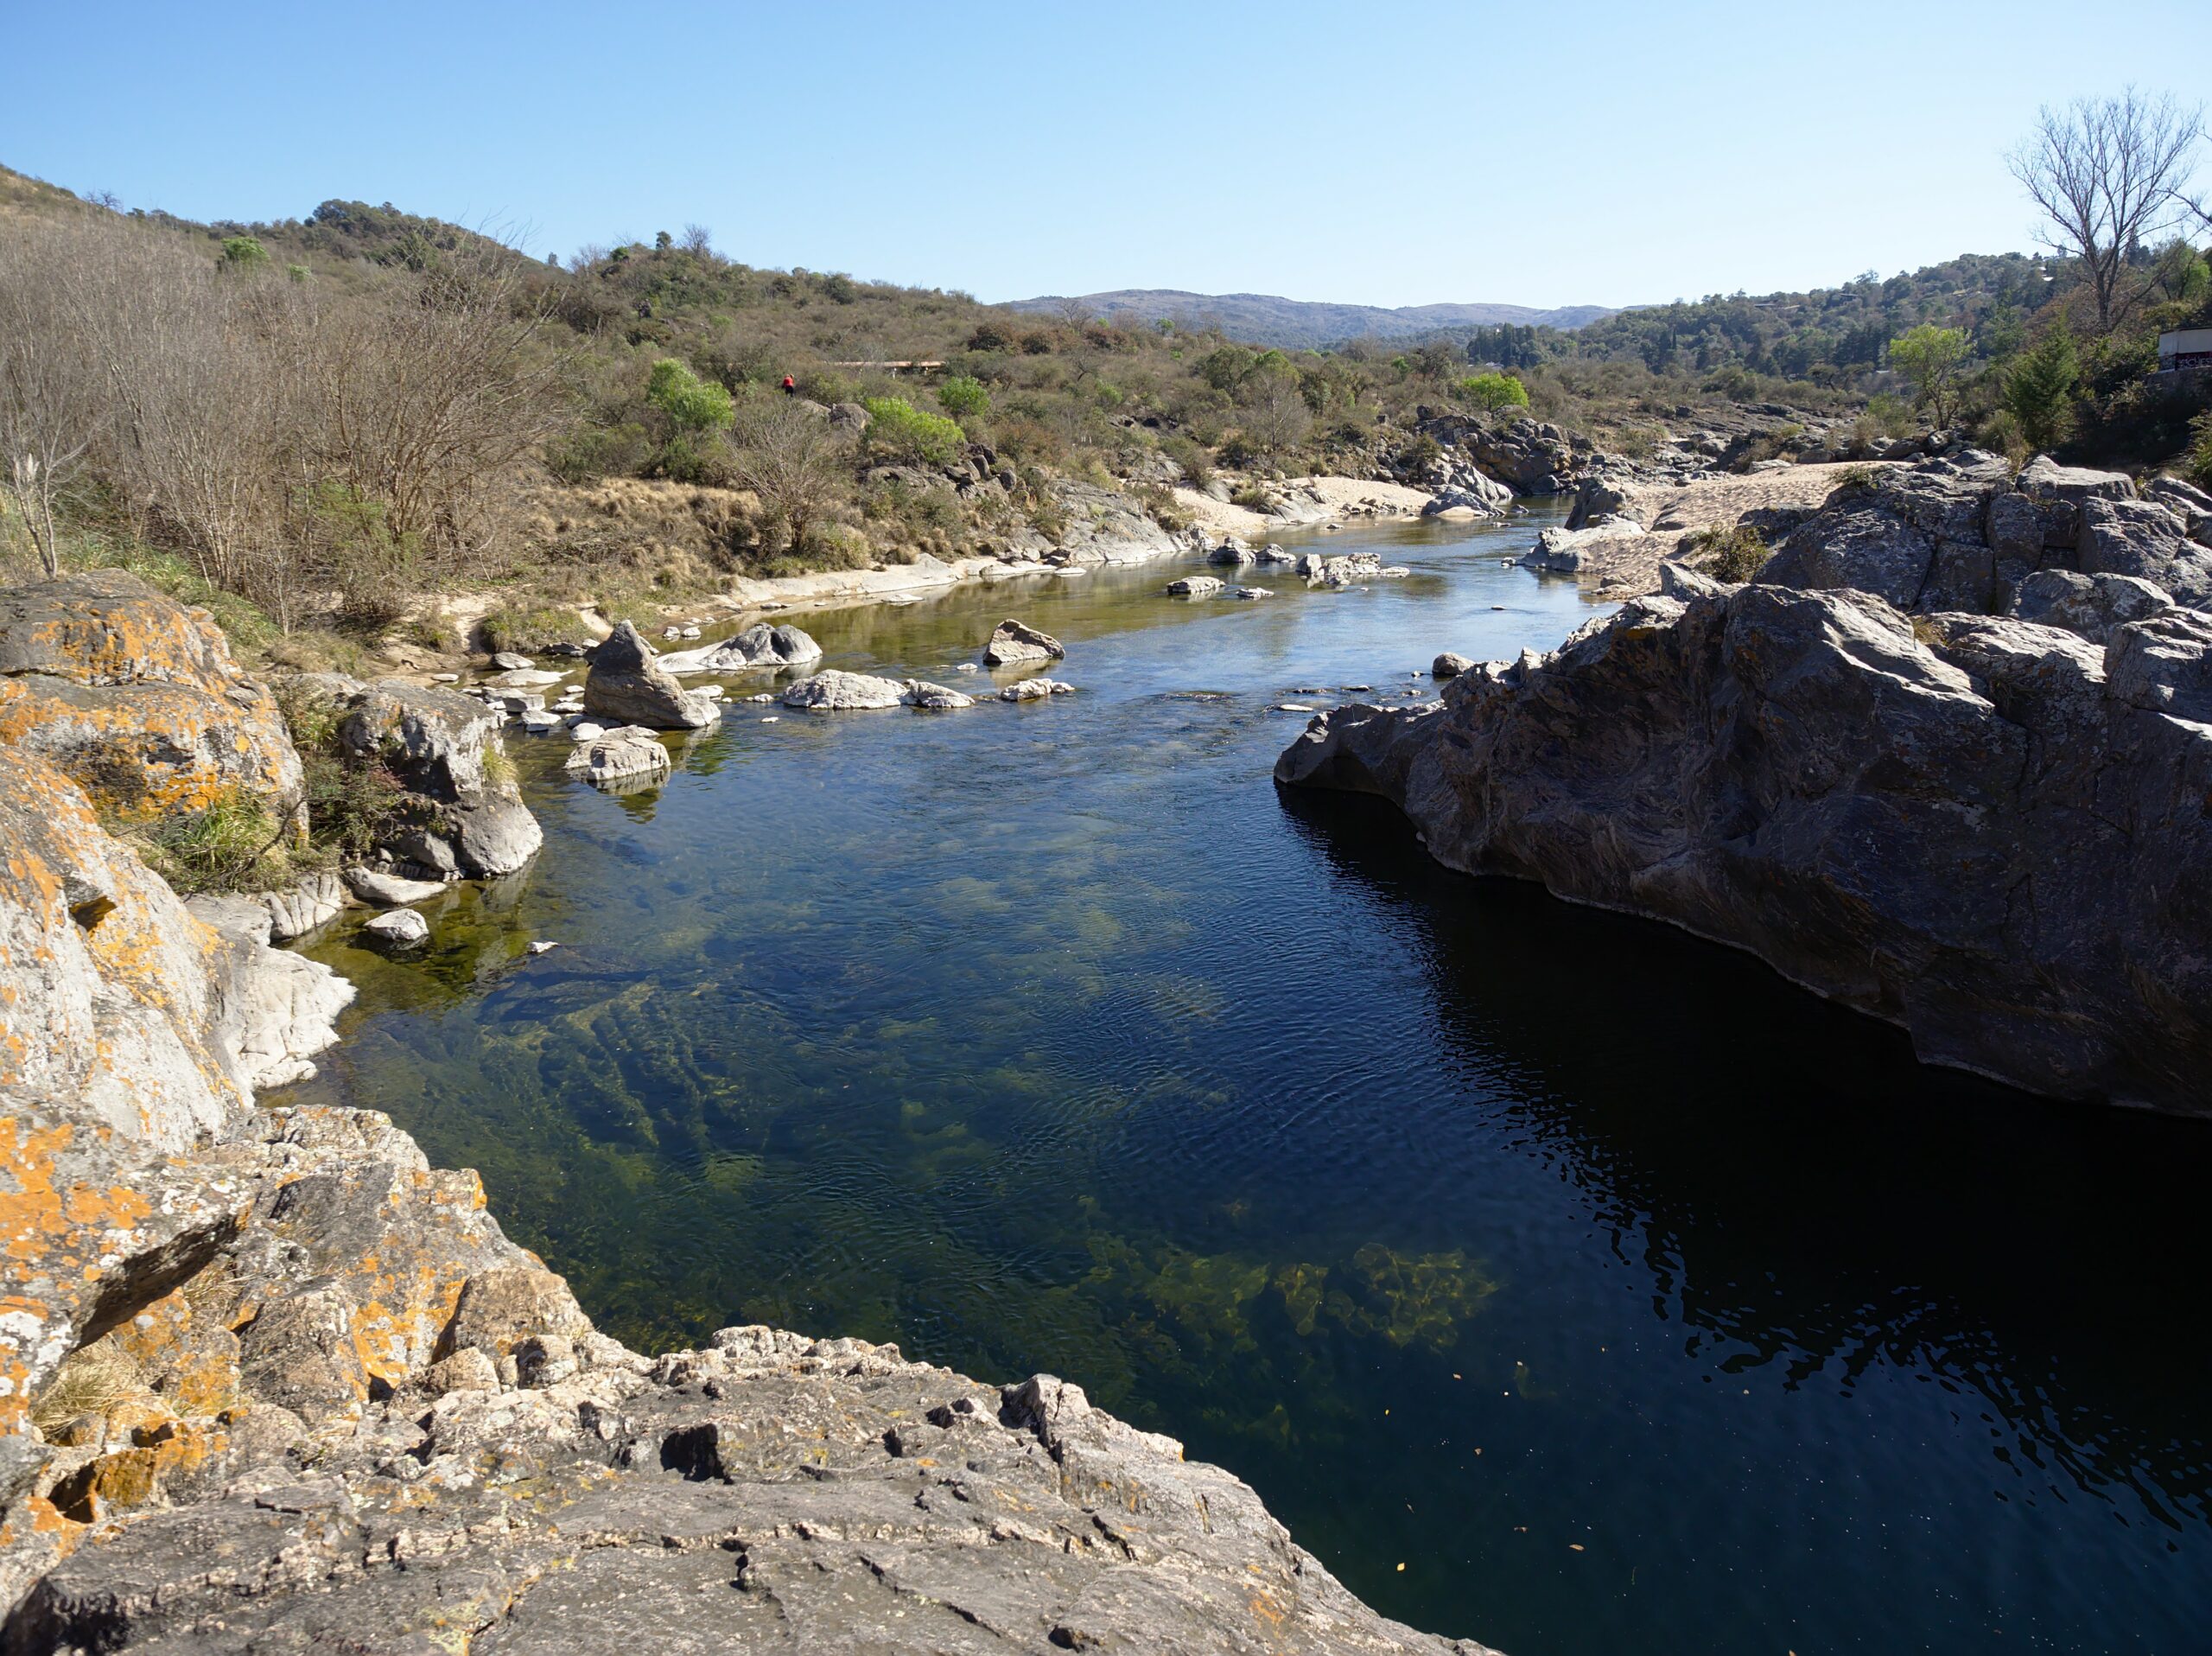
[1533,462,1892,598]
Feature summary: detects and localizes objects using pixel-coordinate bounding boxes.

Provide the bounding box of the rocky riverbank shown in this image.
[0,573,1495,1653]
[1278,453,2212,1112]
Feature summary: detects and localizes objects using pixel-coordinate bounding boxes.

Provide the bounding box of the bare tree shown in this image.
[680,223,715,258]
[0,231,99,575]
[1240,369,1312,456]
[729,399,850,554]
[2007,88,2204,333]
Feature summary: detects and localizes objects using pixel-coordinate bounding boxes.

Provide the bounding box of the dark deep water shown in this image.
[284,514,2212,1655]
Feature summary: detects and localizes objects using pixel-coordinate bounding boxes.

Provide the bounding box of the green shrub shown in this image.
[545,420,651,482]
[1160,435,1212,487]
[936,374,990,421]
[1455,372,1529,412]
[1692,522,1770,582]
[133,787,285,895]
[647,358,734,433]
[2186,410,2212,492]
[862,397,964,466]
[1999,324,2079,453]
[218,235,268,270]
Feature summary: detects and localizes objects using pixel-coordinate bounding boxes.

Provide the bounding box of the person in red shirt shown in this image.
[780,375,796,395]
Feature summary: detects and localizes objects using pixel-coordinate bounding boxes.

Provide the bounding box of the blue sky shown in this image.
[6,2,2208,309]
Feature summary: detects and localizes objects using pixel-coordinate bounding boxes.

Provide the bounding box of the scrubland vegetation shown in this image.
[1,86,2208,666]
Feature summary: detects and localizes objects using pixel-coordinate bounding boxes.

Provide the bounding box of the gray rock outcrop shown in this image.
[1276,576,2212,1113]
[330,680,544,876]
[185,895,357,1088]
[584,621,722,729]
[1167,575,1224,596]
[1759,451,2212,615]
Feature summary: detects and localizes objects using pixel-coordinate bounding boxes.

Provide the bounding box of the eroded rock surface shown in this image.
[1277,575,2212,1112]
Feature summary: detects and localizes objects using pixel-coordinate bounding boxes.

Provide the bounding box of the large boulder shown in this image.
[2010,569,2175,643]
[1276,580,2212,1113]
[583,621,721,729]
[982,618,1065,666]
[0,571,302,827]
[656,622,823,675]
[326,680,543,876]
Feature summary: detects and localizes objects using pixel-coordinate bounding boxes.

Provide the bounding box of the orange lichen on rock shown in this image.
[0,571,301,826]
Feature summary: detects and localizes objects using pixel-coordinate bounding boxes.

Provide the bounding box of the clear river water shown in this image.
[283,513,2212,1655]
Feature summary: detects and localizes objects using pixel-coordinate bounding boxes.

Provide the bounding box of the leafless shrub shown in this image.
[729,398,852,554]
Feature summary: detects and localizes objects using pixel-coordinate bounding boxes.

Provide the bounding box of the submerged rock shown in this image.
[781,670,906,711]
[983,617,1065,666]
[1278,579,2212,1114]
[583,621,722,729]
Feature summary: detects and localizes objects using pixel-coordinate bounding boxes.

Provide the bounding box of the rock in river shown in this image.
[361,908,431,947]
[342,865,448,907]
[1433,652,1476,677]
[1166,576,1224,597]
[781,670,907,711]
[583,621,722,729]
[983,617,1065,666]
[1001,678,1074,702]
[1277,574,2212,1114]
[902,678,976,709]
[564,724,671,786]
[657,622,823,675]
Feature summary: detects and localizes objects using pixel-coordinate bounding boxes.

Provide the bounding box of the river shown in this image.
[285,512,2212,1655]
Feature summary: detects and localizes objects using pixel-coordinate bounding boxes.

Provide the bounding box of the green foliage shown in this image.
[1692,523,1771,582]
[646,358,734,434]
[479,601,601,653]
[1160,435,1212,487]
[299,481,424,625]
[218,235,268,269]
[1887,324,1969,426]
[861,397,964,466]
[132,787,285,895]
[936,374,990,422]
[1455,372,1529,412]
[1999,324,2080,452]
[2186,411,2212,492]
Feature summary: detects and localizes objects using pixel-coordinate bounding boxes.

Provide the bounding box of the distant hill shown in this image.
[1007,289,1616,349]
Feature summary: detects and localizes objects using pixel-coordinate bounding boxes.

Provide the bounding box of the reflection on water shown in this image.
[285,515,2212,1656]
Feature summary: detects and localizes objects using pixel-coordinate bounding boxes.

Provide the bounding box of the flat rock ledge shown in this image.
[7,1296,1494,1654]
